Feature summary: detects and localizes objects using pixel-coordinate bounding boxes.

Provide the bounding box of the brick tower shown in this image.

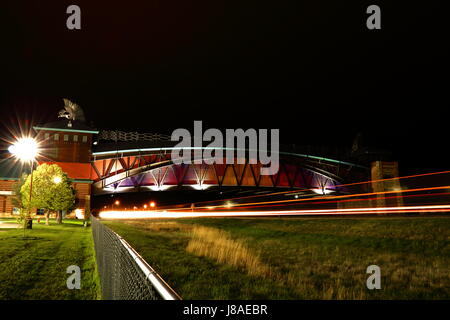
[33,101,98,218]
[370,161,404,208]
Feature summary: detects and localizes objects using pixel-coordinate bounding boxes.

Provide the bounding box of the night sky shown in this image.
[0,1,448,174]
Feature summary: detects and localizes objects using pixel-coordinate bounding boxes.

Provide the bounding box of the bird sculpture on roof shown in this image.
[351,132,363,154]
[58,98,86,123]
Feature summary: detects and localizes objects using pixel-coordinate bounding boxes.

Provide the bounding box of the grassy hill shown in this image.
[103,215,450,299]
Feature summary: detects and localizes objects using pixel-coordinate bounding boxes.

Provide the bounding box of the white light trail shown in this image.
[98,204,450,219]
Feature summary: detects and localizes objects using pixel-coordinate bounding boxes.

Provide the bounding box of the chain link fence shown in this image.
[91,217,181,300]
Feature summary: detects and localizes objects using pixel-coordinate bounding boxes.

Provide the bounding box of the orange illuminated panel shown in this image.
[37,161,92,180]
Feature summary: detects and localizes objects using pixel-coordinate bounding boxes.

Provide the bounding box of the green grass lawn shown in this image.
[103,215,450,300]
[0,218,101,300]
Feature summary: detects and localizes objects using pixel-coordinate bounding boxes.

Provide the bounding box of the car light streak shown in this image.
[163,185,450,212]
[99,204,450,219]
[157,170,450,210]
[188,191,450,211]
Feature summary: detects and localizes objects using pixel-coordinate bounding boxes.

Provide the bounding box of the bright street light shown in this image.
[53,176,62,184]
[8,137,39,162]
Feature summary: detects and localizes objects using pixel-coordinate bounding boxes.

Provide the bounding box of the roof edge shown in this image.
[33,126,99,134]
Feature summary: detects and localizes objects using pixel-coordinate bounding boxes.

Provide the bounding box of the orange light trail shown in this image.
[165,185,450,211]
[204,191,450,211]
[158,170,450,210]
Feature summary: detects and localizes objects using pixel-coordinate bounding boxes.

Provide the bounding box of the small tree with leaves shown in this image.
[11,173,28,225]
[21,164,76,225]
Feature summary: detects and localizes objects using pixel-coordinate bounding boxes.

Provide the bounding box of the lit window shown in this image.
[82,136,88,143]
[64,134,69,141]
[44,133,50,140]
[54,134,59,141]
[73,135,78,142]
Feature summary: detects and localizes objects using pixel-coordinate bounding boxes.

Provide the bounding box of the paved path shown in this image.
[0,222,20,229]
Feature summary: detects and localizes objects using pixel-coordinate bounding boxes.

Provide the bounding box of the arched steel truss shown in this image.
[90,147,368,194]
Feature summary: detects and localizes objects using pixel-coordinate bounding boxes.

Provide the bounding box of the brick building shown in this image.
[0,118,98,217]
[0,162,21,215]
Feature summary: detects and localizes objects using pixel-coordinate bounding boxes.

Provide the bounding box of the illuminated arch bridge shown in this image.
[90,143,368,196]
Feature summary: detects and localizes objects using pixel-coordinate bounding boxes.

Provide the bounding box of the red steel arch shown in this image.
[90,148,368,195]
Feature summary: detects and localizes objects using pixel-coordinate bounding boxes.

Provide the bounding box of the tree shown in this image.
[21,164,75,225]
[11,173,28,226]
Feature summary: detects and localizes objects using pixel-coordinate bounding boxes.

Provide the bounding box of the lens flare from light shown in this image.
[312,188,333,195]
[9,137,39,162]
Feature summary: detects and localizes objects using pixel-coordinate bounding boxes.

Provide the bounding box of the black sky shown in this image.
[0,0,448,174]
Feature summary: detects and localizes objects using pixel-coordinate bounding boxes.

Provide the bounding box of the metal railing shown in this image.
[91,217,181,300]
[98,130,171,142]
